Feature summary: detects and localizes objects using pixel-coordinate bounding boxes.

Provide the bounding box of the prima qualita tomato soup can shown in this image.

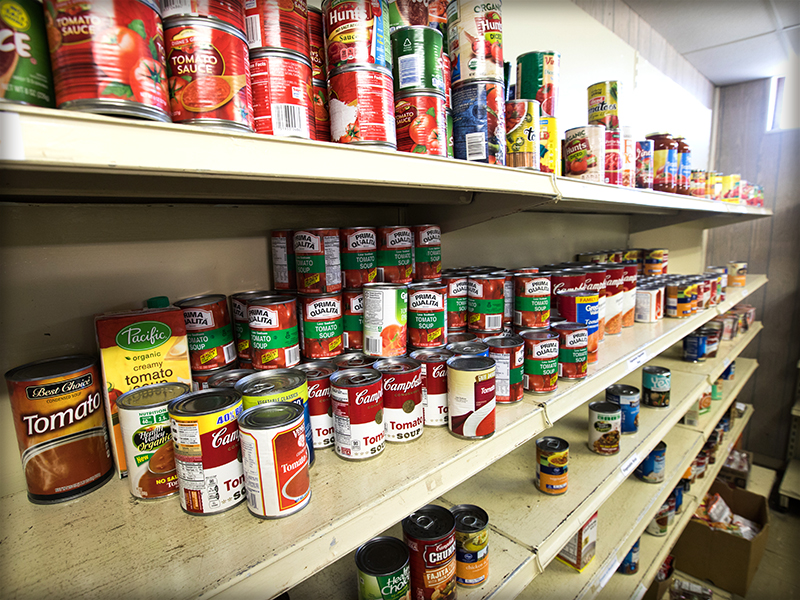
[413,224,442,281]
[247,294,301,369]
[307,6,325,79]
[328,65,397,147]
[410,348,452,426]
[443,273,468,330]
[294,227,343,294]
[363,282,408,357]
[168,388,246,515]
[174,294,237,371]
[467,273,504,332]
[330,367,385,460]
[374,357,424,443]
[514,272,551,329]
[340,226,378,288]
[239,402,311,518]
[245,0,309,58]
[163,0,246,33]
[377,225,414,284]
[447,0,502,85]
[486,335,523,403]
[322,0,391,71]
[343,288,365,351]
[521,329,558,394]
[556,290,599,363]
[395,91,448,155]
[249,49,313,138]
[298,292,344,360]
[553,322,588,381]
[295,360,337,449]
[447,355,495,439]
[408,281,447,348]
[271,229,296,290]
[230,289,272,360]
[1,0,54,107]
[403,504,457,600]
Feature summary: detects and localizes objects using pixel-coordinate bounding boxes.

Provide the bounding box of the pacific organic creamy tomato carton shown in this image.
[95,307,192,476]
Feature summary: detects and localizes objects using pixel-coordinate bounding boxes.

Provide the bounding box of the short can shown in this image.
[486,335,524,403]
[556,290,599,362]
[410,348,453,426]
[447,0,502,84]
[391,25,444,94]
[164,0,246,33]
[271,229,297,290]
[245,0,309,58]
[618,539,640,575]
[294,227,342,294]
[727,261,747,287]
[635,285,659,323]
[635,141,654,189]
[587,80,619,130]
[564,124,605,181]
[311,77,331,141]
[552,321,588,381]
[1,0,54,107]
[374,357,424,443]
[452,504,489,588]
[443,273,468,330]
[515,51,559,117]
[605,384,640,435]
[446,355,495,439]
[356,536,412,599]
[505,99,541,169]
[413,224,443,280]
[445,339,489,357]
[635,441,666,483]
[168,388,246,515]
[307,6,325,79]
[539,116,560,174]
[394,91,448,155]
[403,504,457,600]
[642,366,670,407]
[247,294,301,369]
[340,226,378,288]
[239,402,311,518]
[513,272,551,329]
[330,367,385,460]
[249,49,313,138]
[298,292,344,360]
[328,64,397,147]
[174,294,237,371]
[588,400,621,456]
[322,0,391,71]
[363,282,408,357]
[192,362,240,391]
[604,128,622,184]
[333,351,379,368]
[295,360,338,449]
[408,281,447,348]
[377,225,414,283]
[535,436,568,495]
[521,329,559,394]
[343,288,365,351]
[467,273,505,332]
[231,289,272,359]
[683,331,707,363]
[452,79,506,164]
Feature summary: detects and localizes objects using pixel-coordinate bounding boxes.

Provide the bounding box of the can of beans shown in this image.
[298,292,344,360]
[447,355,495,439]
[408,282,447,348]
[587,80,619,130]
[447,0,502,84]
[1,0,54,107]
[307,6,325,78]
[520,329,558,394]
[363,282,408,357]
[249,49,313,138]
[642,366,670,407]
[239,402,311,518]
[343,289,365,351]
[323,0,391,71]
[328,65,397,147]
[330,367,385,460]
[374,357,424,443]
[505,99,540,169]
[644,249,668,276]
[564,124,605,181]
[340,226,378,288]
[683,331,707,363]
[515,51,559,117]
[294,227,342,294]
[635,441,666,483]
[446,340,488,357]
[622,263,637,327]
[727,261,747,287]
[247,294,301,369]
[377,225,414,284]
[271,229,296,290]
[513,272,550,329]
[618,539,640,575]
[175,294,237,371]
[602,264,624,335]
[556,291,599,363]
[467,273,505,332]
[536,436,569,495]
[165,16,253,131]
[539,116,560,173]
[391,25,444,94]
[588,401,621,456]
[207,368,256,388]
[413,224,443,280]
[295,360,337,449]
[452,79,506,164]
[333,352,378,368]
[356,536,412,599]
[635,141,654,189]
[394,91,448,154]
[553,322,588,381]
[410,348,452,426]
[403,504,457,600]
[311,78,331,141]
[486,335,523,403]
[452,504,489,588]
[245,0,309,58]
[443,273,468,330]
[231,290,272,360]
[606,384,640,435]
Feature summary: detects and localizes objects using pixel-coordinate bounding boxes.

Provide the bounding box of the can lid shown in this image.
[332,352,378,368]
[146,296,171,308]
[362,282,408,291]
[5,355,97,382]
[551,321,587,332]
[446,341,489,355]
[355,536,409,577]
[654,440,667,453]
[118,382,190,409]
[169,388,241,416]
[410,348,454,362]
[239,402,303,430]
[174,294,227,308]
[446,332,477,344]
[606,384,640,398]
[446,355,495,371]
[374,357,421,373]
[295,360,338,379]
[519,329,557,341]
[330,367,382,387]
[536,436,569,453]
[208,369,257,389]
[643,366,671,376]
[486,335,523,349]
[248,294,296,306]
[231,290,274,302]
[234,369,306,397]
[451,504,489,532]
[402,504,455,540]
[589,401,621,414]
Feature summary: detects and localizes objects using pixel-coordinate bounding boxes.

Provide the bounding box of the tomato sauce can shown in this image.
[295,360,337,449]
[564,124,605,181]
[391,25,444,94]
[1,0,54,107]
[515,51,558,117]
[587,80,619,129]
[395,91,447,154]
[447,0,502,84]
[642,366,670,407]
[374,357,423,442]
[329,65,397,146]
[175,294,237,371]
[521,330,558,394]
[505,99,540,169]
[622,129,635,187]
[322,0,391,71]
[245,0,308,58]
[606,384,639,435]
[536,436,568,495]
[230,289,272,360]
[307,6,325,79]
[340,226,378,288]
[356,536,412,599]
[363,282,408,357]
[165,16,253,131]
[635,441,666,483]
[452,79,505,164]
[408,281,447,348]
[467,273,504,332]
[556,290,599,363]
[403,504,457,600]
[298,292,344,360]
[486,335,523,403]
[271,229,297,290]
[377,225,414,283]
[552,322,588,381]
[452,504,489,588]
[727,261,747,287]
[239,402,311,518]
[249,49,313,138]
[294,227,343,294]
[311,77,331,140]
[343,288,365,351]
[492,269,514,327]
[410,348,452,426]
[588,401,621,455]
[413,224,442,280]
[602,264,624,335]
[330,367,385,460]
[539,116,560,174]
[635,140,654,189]
[604,128,622,184]
[447,355,495,439]
[443,273,468,330]
[248,294,301,369]
[622,263,637,327]
[207,367,256,388]
[5,356,113,504]
[163,0,246,33]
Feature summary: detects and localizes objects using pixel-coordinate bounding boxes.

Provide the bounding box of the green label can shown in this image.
[505,98,540,169]
[515,51,559,117]
[391,24,445,94]
[357,536,411,600]
[0,0,54,106]
[363,282,408,357]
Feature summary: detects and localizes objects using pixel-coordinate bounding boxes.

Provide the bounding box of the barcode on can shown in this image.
[223,342,237,364]
[465,132,486,161]
[365,336,382,355]
[286,345,301,366]
[272,103,307,137]
[485,314,503,330]
[245,15,262,48]
[398,55,421,89]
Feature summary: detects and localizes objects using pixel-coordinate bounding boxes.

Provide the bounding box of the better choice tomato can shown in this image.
[298,292,344,360]
[231,289,272,360]
[295,360,337,449]
[377,225,414,283]
[175,294,237,371]
[271,229,296,290]
[410,348,453,426]
[239,402,311,518]
[343,289,365,351]
[1,0,54,107]
[391,25,444,94]
[443,273,468,330]
[247,295,301,369]
[408,282,447,348]
[514,272,551,329]
[330,367,385,460]
[249,49,313,138]
[486,335,523,403]
[356,537,412,600]
[536,436,569,495]
[588,401,621,456]
[294,227,343,294]
[515,51,559,117]
[505,99,540,169]
[447,0,502,84]
[323,0,391,71]
[363,282,408,357]
[374,357,423,443]
[403,504,457,600]
[168,388,246,515]
[467,273,505,332]
[452,504,489,588]
[307,6,325,79]
[452,79,506,165]
[245,0,309,58]
[564,125,605,182]
[329,64,397,146]
[340,226,378,288]
[413,224,442,281]
[521,329,558,394]
[164,0,246,33]
[447,355,496,439]
[553,322,588,381]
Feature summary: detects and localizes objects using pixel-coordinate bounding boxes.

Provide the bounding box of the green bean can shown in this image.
[0,0,54,107]
[391,25,445,95]
[515,51,559,117]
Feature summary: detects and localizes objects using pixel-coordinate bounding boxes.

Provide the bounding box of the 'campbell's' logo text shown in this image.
[384,374,423,393]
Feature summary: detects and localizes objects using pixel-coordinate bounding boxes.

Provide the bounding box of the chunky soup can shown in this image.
[588,400,621,456]
[249,49,313,138]
[340,226,378,288]
[298,292,344,360]
[467,273,505,332]
[231,289,272,360]
[447,355,495,439]
[163,0,246,33]
[330,367,385,460]
[245,0,309,58]
[248,294,301,369]
[295,360,338,449]
[447,0,502,85]
[377,225,414,283]
[505,98,540,169]
[413,224,442,281]
[403,504,457,600]
[443,273,468,330]
[452,79,506,165]
[322,0,391,71]
[486,335,523,403]
[515,50,558,117]
[294,227,342,294]
[553,321,588,381]
[374,357,424,443]
[408,281,447,349]
[391,25,444,94]
[175,294,237,372]
[1,0,54,107]
[642,366,670,407]
[521,329,559,394]
[410,348,452,426]
[605,384,640,435]
[343,288,365,351]
[536,436,568,495]
[363,282,408,357]
[356,536,412,600]
[271,229,296,290]
[452,503,489,588]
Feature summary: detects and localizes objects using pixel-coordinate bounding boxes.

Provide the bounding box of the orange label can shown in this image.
[536,436,568,495]
[453,504,489,587]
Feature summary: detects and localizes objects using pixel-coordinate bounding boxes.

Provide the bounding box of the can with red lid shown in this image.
[374,357,423,442]
[603,264,624,335]
[410,348,453,426]
[294,227,342,294]
[340,226,378,288]
[307,6,325,79]
[583,266,607,341]
[403,504,457,600]
[408,282,447,348]
[328,65,397,146]
[298,292,344,359]
[413,224,443,281]
[557,290,599,363]
[245,0,309,59]
[486,335,524,403]
[447,355,495,439]
[330,368,385,460]
[604,129,622,185]
[467,274,504,333]
[553,322,588,380]
[311,78,331,141]
[322,0,391,72]
[622,263,637,328]
[343,289,364,351]
[521,330,559,393]
[395,92,447,155]
[163,0,246,33]
[295,360,338,449]
[271,229,296,290]
[175,294,237,371]
[443,273,468,330]
[230,290,272,360]
[250,49,313,138]
[377,225,414,283]
[248,295,301,369]
[514,272,551,329]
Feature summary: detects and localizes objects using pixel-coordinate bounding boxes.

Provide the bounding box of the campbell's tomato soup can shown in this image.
[622,263,637,327]
[556,291,599,363]
[516,51,558,117]
[395,91,447,155]
[295,360,337,449]
[307,6,325,79]
[298,292,344,359]
[403,504,457,600]
[377,225,413,283]
[249,49,313,138]
[340,226,378,288]
[330,367,385,459]
[587,80,619,130]
[328,65,397,146]
[447,355,495,439]
[514,272,551,329]
[447,0,502,84]
[467,273,504,332]
[374,357,423,442]
[583,266,607,340]
[294,227,342,294]
[410,348,452,426]
[408,282,447,348]
[247,294,301,369]
[452,503,490,588]
[635,140,654,189]
[163,0,246,33]
[322,0,391,72]
[553,322,588,381]
[363,282,408,357]
[505,99,540,169]
[521,330,558,394]
[230,289,272,360]
[536,436,568,495]
[271,229,296,290]
[602,264,624,335]
[245,0,309,58]
[486,335,523,403]
[564,124,605,182]
[391,25,444,94]
[549,269,583,304]
[452,79,505,164]
[175,294,237,371]
[168,388,246,515]
[343,289,364,351]
[443,273,468,330]
[5,355,113,504]
[1,0,54,108]
[604,128,622,185]
[239,402,311,518]
[413,224,442,280]
[311,77,331,141]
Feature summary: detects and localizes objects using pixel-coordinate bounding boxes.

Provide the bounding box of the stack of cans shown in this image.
[516,51,560,173]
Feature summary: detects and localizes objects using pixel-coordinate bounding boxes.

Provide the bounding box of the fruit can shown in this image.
[207,367,257,388]
[552,321,588,381]
[43,0,169,119]
[604,128,622,184]
[249,49,313,138]
[564,124,605,181]
[486,335,523,403]
[395,91,447,155]
[298,292,344,359]
[329,65,397,145]
[244,0,309,58]
[239,402,311,518]
[535,436,568,495]
[408,281,447,348]
[635,285,659,322]
[310,77,331,140]
[271,229,296,290]
[588,400,621,456]
[605,384,639,435]
[644,248,668,277]
[163,0,246,33]
[307,5,325,79]
[391,25,444,94]
[247,294,301,369]
[5,355,114,504]
[403,504,457,600]
[117,382,189,499]
[446,355,495,439]
[642,366,670,407]
[387,0,447,35]
[556,291,599,363]
[374,357,424,442]
[165,16,253,131]
[330,367,385,459]
[294,227,342,293]
[322,0,391,71]
[446,339,488,357]
[505,99,540,169]
[635,140,654,189]
[231,290,272,359]
[413,224,442,280]
[618,539,639,575]
[1,0,54,107]
[410,348,452,426]
[587,80,619,130]
[622,263,637,328]
[340,226,378,288]
[362,282,408,357]
[452,79,505,164]
[174,294,237,371]
[539,116,560,174]
[377,225,414,283]
[635,441,666,483]
[583,266,607,340]
[295,360,337,449]
[168,388,246,515]
[343,289,365,351]
[452,504,489,587]
[521,330,558,394]
[467,273,504,332]
[356,536,412,600]
[515,50,558,117]
[446,0,502,85]
[727,260,747,287]
[443,273,468,330]
[603,264,624,335]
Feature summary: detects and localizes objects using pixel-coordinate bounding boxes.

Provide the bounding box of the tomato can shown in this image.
[635,441,666,483]
[635,140,654,189]
[391,25,444,94]
[333,351,378,368]
[443,273,468,330]
[515,51,558,117]
[642,366,670,407]
[329,66,397,145]
[602,264,624,335]
[356,536,412,600]
[5,355,113,504]
[311,77,331,141]
[330,367,385,460]
[727,261,747,287]
[521,329,558,394]
[606,384,639,435]
[340,226,378,288]
[207,368,256,388]
[343,289,365,351]
[175,294,237,371]
[622,263,637,328]
[247,294,301,369]
[552,321,588,381]
[395,91,447,155]
[271,229,296,290]
[230,289,271,360]
[374,357,423,442]
[298,292,344,359]
[165,16,253,131]
[564,125,605,181]
[491,269,514,326]
[377,225,414,283]
[452,79,505,164]
[413,224,442,280]
[387,0,447,35]
[322,0,391,71]
[163,0,246,33]
[536,436,568,495]
[294,227,342,294]
[604,128,622,185]
[403,504,457,600]
[249,49,313,138]
[410,348,452,426]
[362,282,408,357]
[1,0,54,107]
[447,0,502,84]
[294,360,337,449]
[505,99,540,169]
[588,400,621,456]
[307,6,325,78]
[452,504,489,588]
[447,355,495,439]
[486,335,523,403]
[245,0,308,58]
[467,273,504,332]
[556,290,599,363]
[446,339,488,357]
[539,116,560,174]
[239,402,311,518]
[587,80,619,130]
[408,282,447,348]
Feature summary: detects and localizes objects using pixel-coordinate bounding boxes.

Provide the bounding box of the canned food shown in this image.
[356,536,412,599]
[513,272,551,329]
[606,384,640,435]
[1,0,54,107]
[564,125,605,182]
[340,226,378,288]
[647,133,678,194]
[247,294,301,369]
[363,282,408,357]
[271,229,296,290]
[603,264,624,335]
[700,327,721,358]
[588,401,621,456]
[515,51,558,117]
[644,249,668,277]
[587,80,619,130]
[666,280,692,318]
[294,227,342,294]
[377,225,414,283]
[441,49,451,108]
[646,498,672,536]
[308,6,325,79]
[164,0,246,34]
[329,65,397,146]
[374,357,423,442]
[521,329,558,394]
[447,331,476,343]
[552,322,588,381]
[295,360,338,449]
[245,0,309,58]
[635,285,659,323]
[635,441,666,483]
[621,263,637,327]
[323,0,391,71]
[207,368,257,388]
[330,367,385,460]
[604,128,622,184]
[539,116,560,174]
[618,539,639,575]
[447,0,502,84]
[447,355,495,439]
[231,289,272,359]
[635,140,654,189]
[446,340,489,357]
[452,79,505,164]
[333,351,379,368]
[622,129,635,187]
[311,77,331,141]
[388,0,447,35]
[298,292,344,360]
[486,335,523,403]
[175,294,237,372]
[452,504,489,588]
[727,261,747,287]
[192,361,240,390]
[343,289,365,351]
[505,99,540,168]
[536,436,568,495]
[683,331,707,363]
[410,348,452,426]
[408,282,447,348]
[391,25,444,93]
[467,273,504,332]
[642,366,670,407]
[403,504,457,600]
[556,290,599,363]
[582,266,607,340]
[721,174,741,202]
[413,224,442,280]
[249,49,313,138]
[444,273,468,330]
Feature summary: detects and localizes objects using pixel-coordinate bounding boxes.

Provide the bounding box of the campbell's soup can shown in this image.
[515,51,558,117]
[298,292,344,360]
[588,400,621,456]
[635,286,659,323]
[486,335,523,403]
[330,367,385,460]
[447,0,502,84]
[295,360,337,449]
[514,272,550,329]
[452,504,489,588]
[403,504,457,600]
[536,436,568,495]
[408,281,447,348]
[230,289,272,360]
[467,273,504,332]
[249,49,313,138]
[322,0,391,71]
[168,389,246,515]
[413,224,442,280]
[328,65,397,146]
[604,128,622,185]
[333,351,378,368]
[43,0,168,119]
[294,227,342,294]
[175,294,237,371]
[410,348,452,426]
[447,355,495,439]
[356,536,412,600]
[452,79,505,165]
[247,294,301,369]
[163,0,246,33]
[505,99,540,169]
[340,226,378,288]
[395,91,447,155]
[245,0,308,58]
[587,80,619,130]
[622,263,637,327]
[377,225,413,283]
[363,282,408,357]
[307,6,325,79]
[311,77,331,141]
[165,16,253,131]
[539,116,560,174]
[271,229,296,290]
[635,140,654,189]
[583,266,607,340]
[1,0,54,107]
[521,329,558,394]
[556,291,599,363]
[391,25,444,94]
[553,322,588,381]
[443,273,468,330]
[239,402,311,518]
[343,289,365,351]
[603,264,624,335]
[374,357,423,443]
[564,124,605,182]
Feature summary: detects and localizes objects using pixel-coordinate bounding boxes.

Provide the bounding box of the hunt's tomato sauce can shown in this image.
[174,294,237,371]
[295,360,337,449]
[377,225,413,283]
[410,348,452,426]
[163,0,246,33]
[363,282,408,357]
[374,357,423,442]
[467,273,504,332]
[247,295,301,369]
[245,0,309,58]
[408,281,447,348]
[294,227,342,294]
[307,6,325,78]
[165,16,254,131]
[564,124,605,182]
[514,272,551,329]
[447,355,495,439]
[447,0,502,84]
[342,289,364,351]
[298,292,344,359]
[413,224,442,281]
[340,226,378,288]
[271,229,296,290]
[231,289,272,359]
[311,77,330,140]
[249,49,313,138]
[553,322,588,381]
[331,367,385,460]
[443,273,468,331]
[43,0,170,120]
[403,504,457,600]
[395,92,447,155]
[328,64,397,146]
[322,0,391,71]
[486,335,523,403]
[521,330,558,394]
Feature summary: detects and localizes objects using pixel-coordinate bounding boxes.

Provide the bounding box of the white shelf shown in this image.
[779,459,800,502]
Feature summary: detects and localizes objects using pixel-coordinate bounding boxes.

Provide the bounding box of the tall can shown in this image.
[363,282,408,357]
[564,124,605,182]
[486,335,524,403]
[340,226,378,288]
[505,99,540,169]
[388,0,447,35]
[447,0,502,84]
[298,292,344,360]
[245,0,309,58]
[604,128,622,185]
[588,401,621,456]
[410,348,453,426]
[295,360,338,449]
[1,0,54,107]
[467,273,505,332]
[539,116,560,174]
[249,49,313,138]
[635,140,654,189]
[493,269,514,327]
[443,273,468,331]
[727,261,747,287]
[413,224,442,281]
[294,227,342,294]
[408,281,447,348]
[308,5,326,79]
[452,79,506,165]
[515,51,559,117]
[556,290,599,363]
[163,0,247,34]
[271,229,296,290]
[175,294,237,372]
[447,355,496,439]
[248,295,301,369]
[311,77,331,141]
[635,441,666,483]
[376,225,413,283]
[343,288,365,351]
[521,329,558,394]
[403,504,457,600]
[391,25,444,94]
[603,264,624,335]
[231,290,272,360]
[374,357,424,443]
[330,367,385,460]
[536,436,568,495]
[553,321,588,381]
[514,272,550,329]
[328,65,397,147]
[583,266,607,341]
[622,128,635,187]
[606,384,640,435]
[587,80,619,130]
[395,91,448,155]
[322,0,391,72]
[642,366,670,407]
[452,504,489,588]
[356,536,412,600]
[676,137,692,195]
[621,263,637,328]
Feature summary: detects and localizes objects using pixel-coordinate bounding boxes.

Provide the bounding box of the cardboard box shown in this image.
[556,511,597,572]
[642,572,673,600]
[718,450,752,489]
[671,480,770,596]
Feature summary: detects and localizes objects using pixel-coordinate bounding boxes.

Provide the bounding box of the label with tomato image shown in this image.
[340,226,378,288]
[539,116,560,174]
[307,6,325,79]
[587,80,619,130]
[363,283,408,357]
[413,224,441,281]
[555,327,588,380]
[515,51,559,117]
[165,17,254,131]
[447,0,502,84]
[447,357,495,439]
[505,99,540,169]
[0,0,55,107]
[322,0,391,71]
[164,0,247,34]
[377,225,413,283]
[245,0,308,57]
[408,284,447,348]
[248,300,301,369]
[452,79,505,164]
[395,92,447,155]
[467,275,504,332]
[604,128,622,185]
[329,65,396,146]
[343,289,364,350]
[564,124,604,182]
[294,228,342,294]
[44,0,170,120]
[250,50,313,138]
[444,274,467,330]
[514,274,551,329]
[311,77,330,141]
[522,334,558,393]
[298,293,344,359]
[330,370,385,460]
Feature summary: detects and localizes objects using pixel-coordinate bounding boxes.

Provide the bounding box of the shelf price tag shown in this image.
[627,349,648,371]
[741,288,749,298]
[633,583,648,600]
[736,402,746,412]
[620,453,640,478]
[723,357,731,369]
[598,558,620,589]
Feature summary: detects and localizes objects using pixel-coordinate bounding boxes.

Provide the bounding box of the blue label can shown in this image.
[605,384,640,434]
[635,441,666,483]
[683,332,707,363]
[642,366,670,407]
[617,538,639,575]
[452,79,506,165]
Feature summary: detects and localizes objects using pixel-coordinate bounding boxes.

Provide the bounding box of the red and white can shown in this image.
[514,272,551,329]
[340,226,378,288]
[271,229,296,290]
[245,0,310,58]
[308,6,325,80]
[443,273,468,330]
[298,292,344,360]
[395,93,447,155]
[467,274,505,332]
[328,66,397,147]
[163,0,247,34]
[583,266,607,341]
[410,348,453,426]
[377,225,414,283]
[250,49,313,138]
[492,270,515,326]
[552,322,588,381]
[605,129,622,185]
[403,505,457,600]
[447,355,496,439]
[295,360,338,449]
[521,330,559,393]
[486,335,524,403]
[603,264,624,335]
[550,270,584,305]
[231,290,272,360]
[622,263,637,328]
[408,282,447,349]
[248,295,301,369]
[174,294,237,371]
[330,368,385,460]
[442,50,452,108]
[311,78,331,141]
[413,224,443,281]
[322,0,392,72]
[294,227,342,294]
[635,286,659,323]
[374,358,424,443]
[343,289,365,351]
